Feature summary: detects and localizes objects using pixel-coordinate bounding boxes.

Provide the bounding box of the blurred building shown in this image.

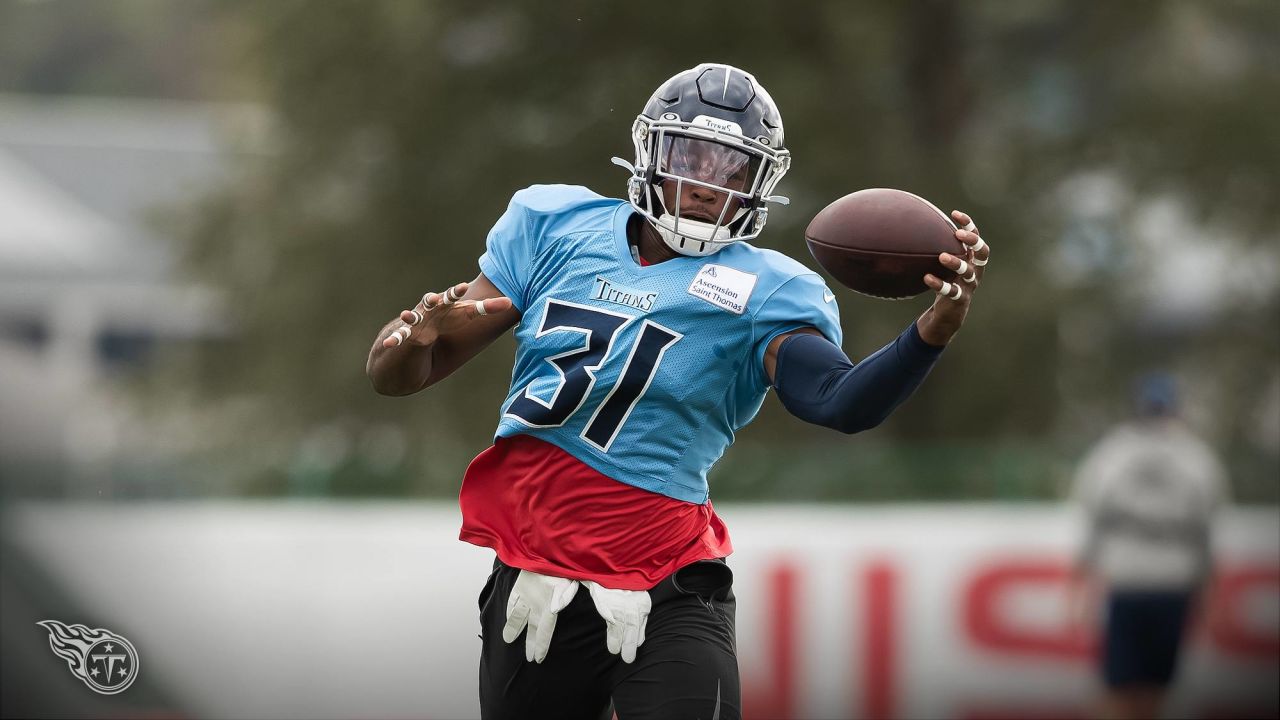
[0,95,260,485]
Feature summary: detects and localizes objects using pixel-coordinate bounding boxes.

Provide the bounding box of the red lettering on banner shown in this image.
[963,560,1093,660]
[1207,566,1280,658]
[863,561,897,720]
[744,561,797,720]
[735,556,1276,720]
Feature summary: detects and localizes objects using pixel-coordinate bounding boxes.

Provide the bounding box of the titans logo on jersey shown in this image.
[480,185,841,504]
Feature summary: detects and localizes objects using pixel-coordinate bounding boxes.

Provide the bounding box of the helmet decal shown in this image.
[691,115,743,136]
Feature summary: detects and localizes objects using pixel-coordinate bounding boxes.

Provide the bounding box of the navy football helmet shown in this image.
[613,63,791,257]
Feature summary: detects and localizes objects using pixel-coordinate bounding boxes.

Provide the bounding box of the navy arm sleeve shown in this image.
[772,323,944,434]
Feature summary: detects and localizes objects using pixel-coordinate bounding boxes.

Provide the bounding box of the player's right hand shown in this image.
[501,569,580,664]
[382,281,513,348]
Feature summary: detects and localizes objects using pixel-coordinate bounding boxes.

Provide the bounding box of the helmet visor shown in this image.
[658,134,762,195]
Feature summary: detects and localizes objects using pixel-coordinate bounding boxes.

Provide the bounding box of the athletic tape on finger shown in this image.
[963,220,976,232]
[939,281,964,301]
[971,237,988,254]
[444,285,463,304]
[474,300,488,316]
[422,292,436,309]
[408,310,421,325]
[956,259,970,276]
[963,270,977,283]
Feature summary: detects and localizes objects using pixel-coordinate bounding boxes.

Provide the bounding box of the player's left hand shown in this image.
[501,570,580,664]
[917,210,991,346]
[583,581,651,664]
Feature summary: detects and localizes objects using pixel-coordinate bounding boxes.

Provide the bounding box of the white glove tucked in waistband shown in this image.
[583,580,652,664]
[501,569,580,663]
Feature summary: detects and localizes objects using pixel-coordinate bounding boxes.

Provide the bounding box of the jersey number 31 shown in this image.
[505,299,682,452]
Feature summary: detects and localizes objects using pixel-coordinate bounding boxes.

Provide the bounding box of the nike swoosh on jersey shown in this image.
[823,289,836,303]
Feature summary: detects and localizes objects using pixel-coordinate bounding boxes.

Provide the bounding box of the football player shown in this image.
[366,63,990,720]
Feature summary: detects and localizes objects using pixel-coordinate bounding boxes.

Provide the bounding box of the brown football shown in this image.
[805,188,965,299]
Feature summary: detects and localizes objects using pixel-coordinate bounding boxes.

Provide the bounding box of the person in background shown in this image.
[1070,372,1229,720]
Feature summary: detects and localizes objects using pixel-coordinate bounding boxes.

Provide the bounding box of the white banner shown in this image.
[5,502,1276,719]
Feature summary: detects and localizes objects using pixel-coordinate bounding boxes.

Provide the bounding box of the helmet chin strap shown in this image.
[654,213,733,257]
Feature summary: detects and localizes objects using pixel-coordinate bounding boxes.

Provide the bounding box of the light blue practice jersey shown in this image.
[480,185,841,504]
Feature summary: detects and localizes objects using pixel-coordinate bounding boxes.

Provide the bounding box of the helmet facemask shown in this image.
[618,114,791,257]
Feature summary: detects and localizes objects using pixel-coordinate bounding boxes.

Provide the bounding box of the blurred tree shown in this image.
[177,0,1278,498]
[0,0,254,99]
[14,0,1271,499]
